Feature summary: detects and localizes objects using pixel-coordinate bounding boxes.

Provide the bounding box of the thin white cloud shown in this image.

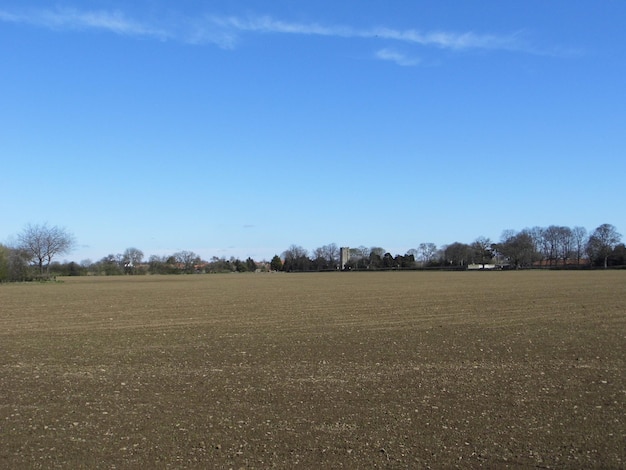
[0,7,558,57]
[375,48,421,67]
[369,27,525,51]
[0,10,19,22]
[0,7,168,39]
[207,14,354,38]
[197,16,526,51]
[201,15,529,53]
[183,17,239,49]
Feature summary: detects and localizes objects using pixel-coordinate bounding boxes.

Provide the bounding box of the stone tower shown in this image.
[340,247,350,270]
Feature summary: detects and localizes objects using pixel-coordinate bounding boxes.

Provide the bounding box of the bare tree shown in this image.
[282,245,307,262]
[321,243,339,267]
[406,248,419,262]
[444,242,472,266]
[174,250,200,273]
[313,243,339,269]
[281,245,310,271]
[356,246,369,259]
[528,226,545,264]
[17,223,76,275]
[471,236,493,267]
[417,243,437,266]
[498,229,537,268]
[123,247,144,273]
[348,246,369,269]
[557,226,573,265]
[586,224,622,268]
[541,226,560,266]
[572,226,587,265]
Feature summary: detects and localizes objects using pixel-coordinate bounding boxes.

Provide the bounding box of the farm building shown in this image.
[467,264,497,270]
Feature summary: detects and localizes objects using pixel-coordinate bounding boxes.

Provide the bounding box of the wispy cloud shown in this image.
[0,7,168,39]
[375,48,421,67]
[196,15,535,54]
[0,10,17,22]
[0,7,560,60]
[206,15,354,39]
[370,28,526,52]
[198,14,527,53]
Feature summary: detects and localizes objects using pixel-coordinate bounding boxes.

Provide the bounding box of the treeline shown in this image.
[0,247,267,280]
[277,224,623,272]
[80,250,264,276]
[1,223,623,281]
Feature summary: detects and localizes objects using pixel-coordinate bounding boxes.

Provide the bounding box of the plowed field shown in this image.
[1,271,624,468]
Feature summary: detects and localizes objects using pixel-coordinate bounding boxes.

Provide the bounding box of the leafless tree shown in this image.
[283,244,307,261]
[17,223,76,275]
[572,226,587,265]
[498,229,537,268]
[356,246,369,259]
[557,226,574,264]
[541,226,560,266]
[123,247,144,273]
[174,250,200,273]
[314,243,339,267]
[348,246,369,269]
[471,236,493,266]
[586,223,622,268]
[417,242,437,266]
[528,227,545,263]
[444,242,472,266]
[281,245,309,271]
[406,248,419,261]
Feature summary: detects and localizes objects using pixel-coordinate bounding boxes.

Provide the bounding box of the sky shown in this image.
[1,1,624,263]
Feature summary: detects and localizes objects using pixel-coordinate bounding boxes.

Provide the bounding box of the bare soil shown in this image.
[0,271,624,468]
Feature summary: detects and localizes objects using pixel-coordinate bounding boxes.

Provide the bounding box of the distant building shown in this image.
[468,264,497,270]
[340,247,350,270]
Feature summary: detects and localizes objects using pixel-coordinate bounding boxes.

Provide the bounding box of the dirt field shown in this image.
[1,271,624,468]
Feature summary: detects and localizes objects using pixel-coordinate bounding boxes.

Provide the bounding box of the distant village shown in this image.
[1,223,623,281]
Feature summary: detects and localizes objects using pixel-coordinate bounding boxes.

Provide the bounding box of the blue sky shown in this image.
[2,1,624,263]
